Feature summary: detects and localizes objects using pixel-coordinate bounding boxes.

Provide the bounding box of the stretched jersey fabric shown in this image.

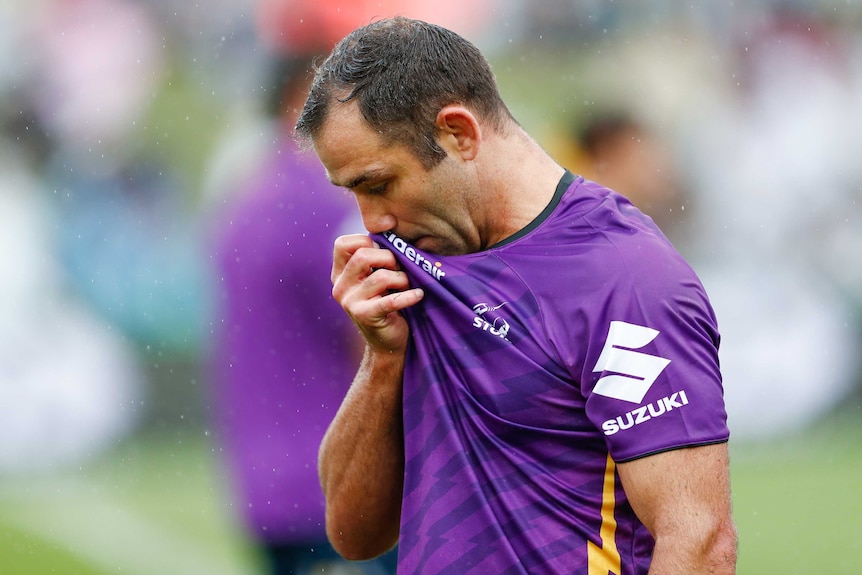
[372,172,729,574]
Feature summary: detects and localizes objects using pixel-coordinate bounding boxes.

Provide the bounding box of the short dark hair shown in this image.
[294,17,512,169]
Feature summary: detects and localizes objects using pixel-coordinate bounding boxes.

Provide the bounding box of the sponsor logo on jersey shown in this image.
[592,320,689,435]
[592,320,671,403]
[472,301,510,341]
[601,390,689,436]
[381,231,445,281]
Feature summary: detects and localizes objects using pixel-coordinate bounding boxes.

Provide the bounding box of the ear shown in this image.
[435,105,480,161]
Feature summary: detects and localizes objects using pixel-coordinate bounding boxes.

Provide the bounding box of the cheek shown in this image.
[431,163,467,200]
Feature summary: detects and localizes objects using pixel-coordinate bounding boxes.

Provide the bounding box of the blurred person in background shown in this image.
[557,111,692,247]
[0,0,151,473]
[0,102,145,473]
[32,0,211,360]
[205,22,396,575]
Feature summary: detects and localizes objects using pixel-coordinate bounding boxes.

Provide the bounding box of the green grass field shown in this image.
[729,412,862,573]
[0,415,859,574]
[0,432,264,575]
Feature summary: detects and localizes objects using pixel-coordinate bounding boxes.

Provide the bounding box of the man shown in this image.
[209,52,396,574]
[295,17,737,574]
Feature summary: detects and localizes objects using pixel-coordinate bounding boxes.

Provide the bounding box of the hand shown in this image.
[332,234,424,354]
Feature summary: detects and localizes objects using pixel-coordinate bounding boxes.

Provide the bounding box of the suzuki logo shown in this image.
[592,321,671,403]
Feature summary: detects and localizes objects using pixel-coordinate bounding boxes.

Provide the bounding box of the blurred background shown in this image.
[1,0,860,572]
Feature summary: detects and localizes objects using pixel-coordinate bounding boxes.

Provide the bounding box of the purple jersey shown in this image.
[373,172,728,574]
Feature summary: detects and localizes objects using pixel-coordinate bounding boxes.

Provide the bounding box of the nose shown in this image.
[356,196,397,234]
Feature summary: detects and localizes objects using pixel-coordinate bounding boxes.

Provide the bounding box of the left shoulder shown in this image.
[501,178,698,295]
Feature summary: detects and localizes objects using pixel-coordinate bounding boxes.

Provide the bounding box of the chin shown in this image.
[414,236,444,254]
[413,236,434,251]
[419,238,465,256]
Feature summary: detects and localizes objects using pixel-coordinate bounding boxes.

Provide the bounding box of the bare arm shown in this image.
[319,234,424,560]
[617,443,738,574]
[319,347,405,559]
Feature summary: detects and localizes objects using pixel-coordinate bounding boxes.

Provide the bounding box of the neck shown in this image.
[477,125,566,247]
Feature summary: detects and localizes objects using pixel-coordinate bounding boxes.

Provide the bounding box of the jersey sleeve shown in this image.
[579,232,729,461]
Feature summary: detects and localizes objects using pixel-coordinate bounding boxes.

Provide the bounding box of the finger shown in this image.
[332,234,374,283]
[333,265,410,316]
[336,247,401,295]
[362,267,412,295]
[381,287,425,313]
[351,287,424,335]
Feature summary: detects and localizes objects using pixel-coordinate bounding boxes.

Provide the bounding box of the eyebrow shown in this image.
[330,169,385,190]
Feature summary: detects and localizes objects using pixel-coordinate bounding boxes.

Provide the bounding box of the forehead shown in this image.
[317,100,377,148]
[312,100,413,188]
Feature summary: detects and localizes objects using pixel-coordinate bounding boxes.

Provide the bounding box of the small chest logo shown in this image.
[472,302,510,341]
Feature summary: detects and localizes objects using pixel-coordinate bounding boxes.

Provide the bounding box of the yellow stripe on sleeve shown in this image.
[587,453,621,575]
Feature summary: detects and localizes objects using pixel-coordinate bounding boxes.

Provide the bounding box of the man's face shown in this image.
[313,101,481,256]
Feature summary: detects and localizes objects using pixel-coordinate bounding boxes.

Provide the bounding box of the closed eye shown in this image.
[367,182,389,195]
